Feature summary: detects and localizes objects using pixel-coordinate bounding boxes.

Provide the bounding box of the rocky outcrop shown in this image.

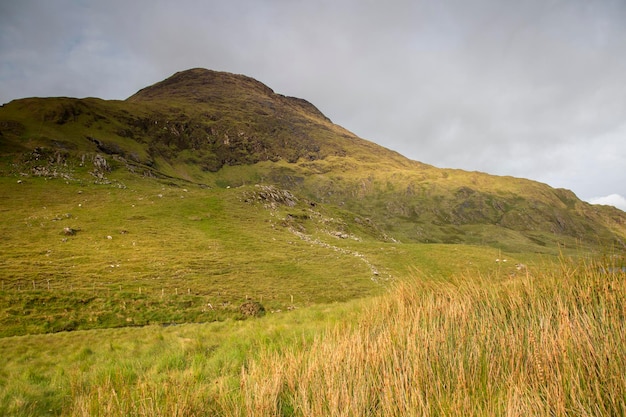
[244,185,298,208]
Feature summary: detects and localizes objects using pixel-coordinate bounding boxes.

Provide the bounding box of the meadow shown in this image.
[1,255,623,416]
[0,172,518,337]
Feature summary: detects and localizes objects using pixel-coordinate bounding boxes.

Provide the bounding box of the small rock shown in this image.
[63,227,77,236]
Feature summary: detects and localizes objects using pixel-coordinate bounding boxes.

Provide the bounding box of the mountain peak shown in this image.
[127,68,330,123]
[127,68,275,102]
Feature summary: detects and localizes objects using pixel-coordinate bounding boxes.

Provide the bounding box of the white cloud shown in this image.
[588,194,626,212]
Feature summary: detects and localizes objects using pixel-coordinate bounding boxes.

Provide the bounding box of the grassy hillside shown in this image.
[0,172,367,335]
[2,68,625,253]
[1,170,529,337]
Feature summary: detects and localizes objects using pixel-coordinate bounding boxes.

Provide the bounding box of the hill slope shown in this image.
[1,68,624,252]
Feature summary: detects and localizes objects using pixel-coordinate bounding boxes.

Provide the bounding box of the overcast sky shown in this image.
[1,0,625,210]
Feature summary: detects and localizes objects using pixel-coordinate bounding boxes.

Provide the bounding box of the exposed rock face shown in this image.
[16,147,74,179]
[247,185,298,208]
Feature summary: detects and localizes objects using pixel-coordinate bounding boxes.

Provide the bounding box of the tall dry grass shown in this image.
[220,257,625,416]
[68,373,212,417]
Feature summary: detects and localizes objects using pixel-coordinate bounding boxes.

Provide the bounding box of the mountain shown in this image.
[1,68,625,253]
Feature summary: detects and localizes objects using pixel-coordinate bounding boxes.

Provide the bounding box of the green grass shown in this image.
[0,300,363,416]
[1,255,623,416]
[0,175,370,335]
[1,173,523,337]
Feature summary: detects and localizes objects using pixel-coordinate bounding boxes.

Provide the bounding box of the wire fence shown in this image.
[0,278,213,298]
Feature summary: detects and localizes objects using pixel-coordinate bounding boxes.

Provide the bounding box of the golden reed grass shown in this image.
[221,257,625,416]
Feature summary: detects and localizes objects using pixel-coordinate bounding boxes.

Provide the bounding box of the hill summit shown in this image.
[129,68,277,101]
[128,68,331,123]
[1,68,625,251]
